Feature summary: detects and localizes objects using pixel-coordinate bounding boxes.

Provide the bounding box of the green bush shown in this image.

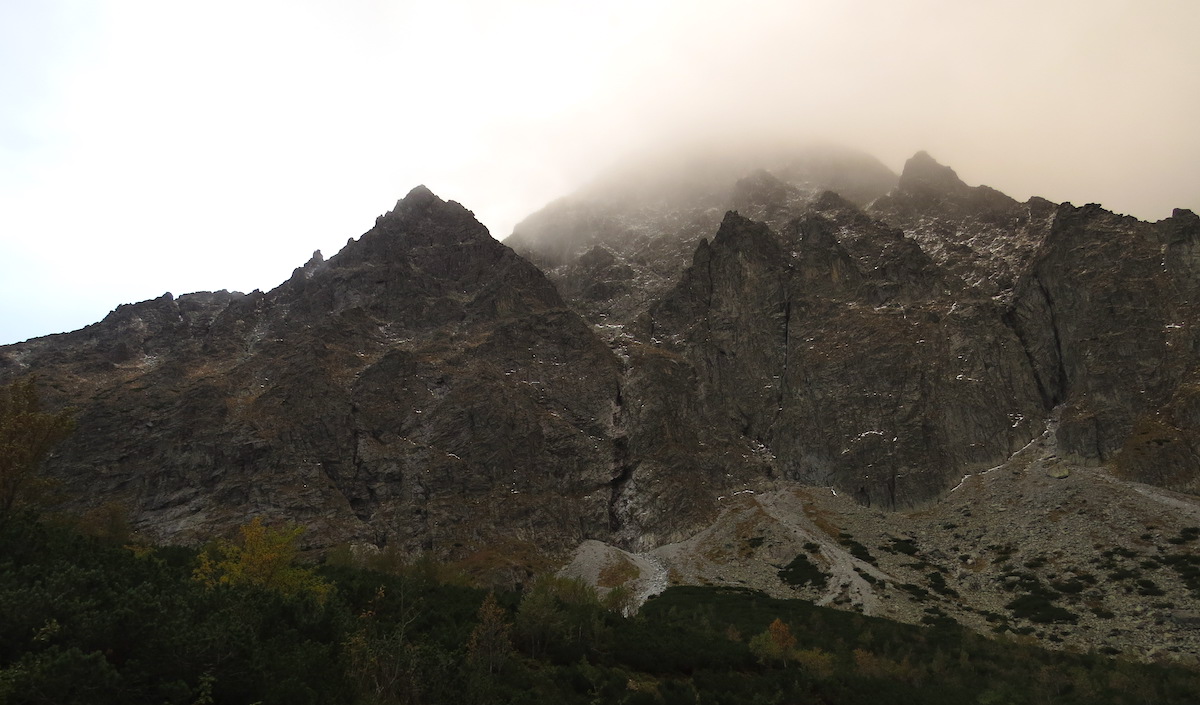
[778,553,827,590]
[1162,553,1200,593]
[1136,579,1165,596]
[837,533,874,563]
[1050,579,1085,594]
[1005,594,1078,624]
[881,537,919,556]
[925,571,958,598]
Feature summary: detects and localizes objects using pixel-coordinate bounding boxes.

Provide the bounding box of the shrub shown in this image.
[1050,579,1085,594]
[1108,568,1139,581]
[837,533,874,563]
[881,537,919,556]
[1006,594,1078,624]
[925,571,959,598]
[778,553,827,590]
[194,517,331,603]
[1136,579,1165,596]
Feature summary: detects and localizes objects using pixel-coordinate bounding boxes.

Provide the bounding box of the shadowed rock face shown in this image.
[4,152,1200,558]
[869,154,1200,490]
[645,209,1044,509]
[0,188,632,555]
[1011,205,1200,481]
[516,149,1200,504]
[872,156,1200,492]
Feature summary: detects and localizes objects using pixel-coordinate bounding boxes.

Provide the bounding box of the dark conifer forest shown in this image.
[3,511,1199,704]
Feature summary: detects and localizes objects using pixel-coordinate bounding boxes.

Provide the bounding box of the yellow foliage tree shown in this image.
[467,592,513,675]
[769,617,797,652]
[194,517,331,603]
[749,618,798,666]
[793,647,837,679]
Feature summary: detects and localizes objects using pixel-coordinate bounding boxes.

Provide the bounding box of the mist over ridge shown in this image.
[4,1,1198,345]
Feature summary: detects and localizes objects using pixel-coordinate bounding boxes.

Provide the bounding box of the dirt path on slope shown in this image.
[1128,482,1200,522]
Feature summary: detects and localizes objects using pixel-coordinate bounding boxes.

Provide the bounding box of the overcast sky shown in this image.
[2,0,1198,345]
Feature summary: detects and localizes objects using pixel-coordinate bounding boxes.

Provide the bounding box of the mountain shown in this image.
[1,188,628,558]
[3,150,1199,662]
[505,144,899,327]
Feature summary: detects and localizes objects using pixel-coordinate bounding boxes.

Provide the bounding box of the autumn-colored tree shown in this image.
[793,647,837,679]
[853,647,885,678]
[769,617,797,652]
[467,592,513,675]
[0,377,74,518]
[193,517,331,603]
[749,618,797,666]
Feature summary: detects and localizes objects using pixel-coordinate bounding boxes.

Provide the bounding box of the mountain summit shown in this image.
[897,150,969,194]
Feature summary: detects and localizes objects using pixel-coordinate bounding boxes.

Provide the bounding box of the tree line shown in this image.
[2,377,1199,704]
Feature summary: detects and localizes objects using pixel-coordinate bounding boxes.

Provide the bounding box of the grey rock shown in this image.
[6,147,1200,569]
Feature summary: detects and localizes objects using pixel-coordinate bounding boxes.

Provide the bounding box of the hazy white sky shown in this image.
[2,0,1198,344]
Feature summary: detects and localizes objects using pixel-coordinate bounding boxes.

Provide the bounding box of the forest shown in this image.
[2,508,1200,705]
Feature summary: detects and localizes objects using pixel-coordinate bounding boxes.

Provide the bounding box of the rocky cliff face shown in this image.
[515,147,1200,508]
[1014,205,1200,481]
[644,203,1042,510]
[871,153,1200,492]
[505,145,899,327]
[4,150,1199,563]
[1,189,629,558]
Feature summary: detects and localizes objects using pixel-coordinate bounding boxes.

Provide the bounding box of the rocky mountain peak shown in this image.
[366,184,490,250]
[276,185,566,328]
[381,183,442,221]
[711,210,784,261]
[400,182,437,205]
[897,150,968,195]
[1171,207,1198,223]
[807,190,885,233]
[869,153,1032,297]
[503,144,899,325]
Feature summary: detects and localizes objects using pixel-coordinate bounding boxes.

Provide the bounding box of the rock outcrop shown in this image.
[645,206,1043,509]
[1011,205,1200,484]
[871,154,1200,492]
[869,151,1055,297]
